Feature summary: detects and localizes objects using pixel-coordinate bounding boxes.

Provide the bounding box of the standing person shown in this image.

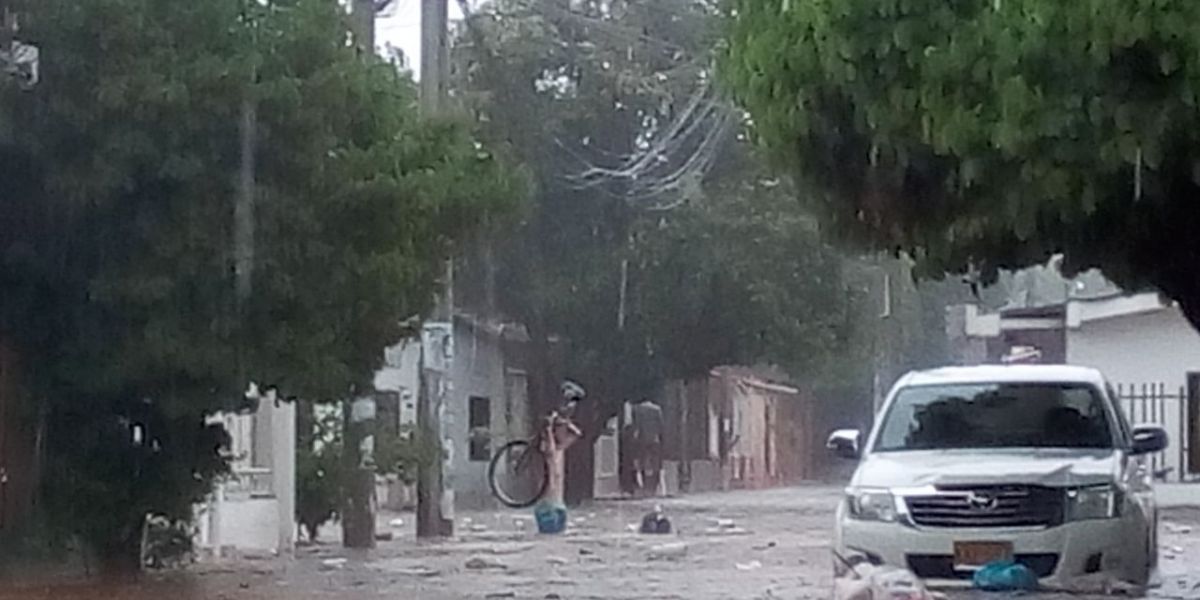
[632,398,664,496]
[618,421,639,497]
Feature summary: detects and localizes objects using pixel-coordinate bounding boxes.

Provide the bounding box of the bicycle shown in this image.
[487,381,585,508]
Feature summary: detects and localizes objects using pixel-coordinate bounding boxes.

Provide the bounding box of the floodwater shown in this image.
[1,488,1197,600]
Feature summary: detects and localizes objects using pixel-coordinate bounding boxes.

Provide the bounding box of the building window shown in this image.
[469,396,491,462]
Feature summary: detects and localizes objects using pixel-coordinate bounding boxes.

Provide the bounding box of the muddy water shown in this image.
[0,491,1196,600]
[0,568,289,600]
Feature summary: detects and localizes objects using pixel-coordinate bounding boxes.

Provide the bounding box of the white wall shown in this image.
[1067,307,1200,478]
[196,395,296,557]
[375,341,421,428]
[216,497,281,553]
[1066,307,1200,392]
[448,324,510,510]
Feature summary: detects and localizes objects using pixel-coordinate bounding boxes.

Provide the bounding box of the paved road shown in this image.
[3,486,1199,599]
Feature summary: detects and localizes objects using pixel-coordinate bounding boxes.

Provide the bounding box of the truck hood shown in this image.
[852,449,1121,489]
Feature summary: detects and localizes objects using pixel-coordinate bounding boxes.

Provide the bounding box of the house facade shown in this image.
[638,366,825,497]
[446,314,533,509]
[373,313,533,511]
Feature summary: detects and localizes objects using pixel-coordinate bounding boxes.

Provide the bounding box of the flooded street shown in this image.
[3,487,1198,600]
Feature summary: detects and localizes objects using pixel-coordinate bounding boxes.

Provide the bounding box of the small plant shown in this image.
[296,406,434,542]
[297,409,343,543]
[140,515,194,570]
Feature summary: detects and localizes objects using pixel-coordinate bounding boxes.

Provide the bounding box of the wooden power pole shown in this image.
[416,0,454,539]
[342,0,379,550]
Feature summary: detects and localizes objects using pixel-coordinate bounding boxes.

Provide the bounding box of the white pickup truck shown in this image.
[829,365,1168,588]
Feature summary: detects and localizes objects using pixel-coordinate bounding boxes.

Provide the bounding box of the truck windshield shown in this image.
[874,382,1115,452]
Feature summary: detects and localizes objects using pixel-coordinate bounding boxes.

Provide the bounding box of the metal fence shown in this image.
[1115,383,1191,482]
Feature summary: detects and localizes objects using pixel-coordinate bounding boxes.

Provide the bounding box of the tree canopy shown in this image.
[0,0,517,561]
[721,0,1200,328]
[453,0,857,403]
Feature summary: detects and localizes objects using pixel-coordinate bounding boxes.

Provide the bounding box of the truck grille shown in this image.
[905,485,1063,528]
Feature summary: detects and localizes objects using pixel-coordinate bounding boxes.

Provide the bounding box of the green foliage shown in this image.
[453,0,880,419]
[295,403,433,542]
[0,0,518,562]
[721,0,1200,326]
[296,408,342,543]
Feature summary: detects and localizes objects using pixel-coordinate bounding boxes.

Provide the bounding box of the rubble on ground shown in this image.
[647,542,688,561]
[834,562,941,600]
[464,556,508,570]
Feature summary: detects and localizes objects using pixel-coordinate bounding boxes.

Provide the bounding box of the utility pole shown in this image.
[419,0,448,116]
[342,0,379,549]
[352,0,376,56]
[416,0,454,539]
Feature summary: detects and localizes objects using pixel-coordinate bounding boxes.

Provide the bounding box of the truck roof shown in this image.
[900,364,1106,388]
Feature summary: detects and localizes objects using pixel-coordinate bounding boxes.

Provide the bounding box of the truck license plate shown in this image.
[953,541,1013,568]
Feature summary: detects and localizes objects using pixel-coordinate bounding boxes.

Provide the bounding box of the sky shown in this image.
[376,0,467,80]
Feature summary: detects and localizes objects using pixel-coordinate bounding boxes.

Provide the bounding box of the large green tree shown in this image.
[0,0,517,563]
[722,0,1200,328]
[452,0,907,499]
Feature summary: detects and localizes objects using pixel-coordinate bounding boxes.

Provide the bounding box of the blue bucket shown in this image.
[534,502,568,535]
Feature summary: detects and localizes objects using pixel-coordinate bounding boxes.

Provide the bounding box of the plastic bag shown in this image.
[972,560,1039,592]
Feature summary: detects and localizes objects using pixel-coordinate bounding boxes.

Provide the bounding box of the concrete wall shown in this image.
[375,341,420,429]
[448,321,530,510]
[196,395,295,557]
[206,496,281,553]
[593,417,620,498]
[1067,307,1200,392]
[371,320,531,511]
[1067,308,1200,478]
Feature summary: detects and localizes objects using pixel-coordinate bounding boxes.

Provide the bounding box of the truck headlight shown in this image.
[1065,484,1122,521]
[847,487,898,522]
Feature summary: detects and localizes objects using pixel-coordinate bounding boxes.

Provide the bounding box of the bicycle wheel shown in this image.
[488,439,549,509]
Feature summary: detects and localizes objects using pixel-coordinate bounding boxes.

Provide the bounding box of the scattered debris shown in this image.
[736,560,764,571]
[465,555,508,570]
[834,563,939,600]
[647,542,689,561]
[1165,522,1194,535]
[1043,574,1142,596]
[640,505,672,534]
[488,543,536,555]
[393,567,441,578]
[319,558,348,571]
[703,526,750,536]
